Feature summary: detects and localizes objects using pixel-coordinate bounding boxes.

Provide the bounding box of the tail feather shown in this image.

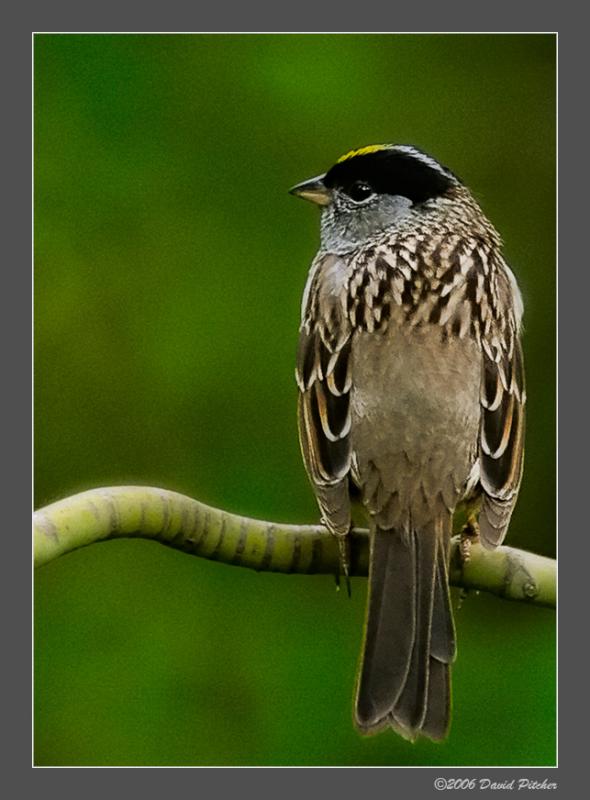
[430,539,456,663]
[354,515,455,741]
[355,527,416,727]
[420,658,451,741]
[390,528,437,733]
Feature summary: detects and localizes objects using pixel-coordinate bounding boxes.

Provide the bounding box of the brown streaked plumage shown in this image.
[292,144,525,741]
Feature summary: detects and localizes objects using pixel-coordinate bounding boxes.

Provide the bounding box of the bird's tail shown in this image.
[354,515,456,741]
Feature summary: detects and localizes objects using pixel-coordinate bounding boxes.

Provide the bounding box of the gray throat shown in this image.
[320,194,414,254]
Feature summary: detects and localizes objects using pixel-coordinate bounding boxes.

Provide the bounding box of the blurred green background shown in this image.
[34,34,556,766]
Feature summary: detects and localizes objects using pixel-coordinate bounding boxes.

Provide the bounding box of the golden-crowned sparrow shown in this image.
[291,144,525,741]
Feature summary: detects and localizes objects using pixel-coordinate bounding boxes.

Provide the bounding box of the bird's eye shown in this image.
[347,180,374,202]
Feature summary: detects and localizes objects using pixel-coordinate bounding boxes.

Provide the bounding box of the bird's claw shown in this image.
[459,513,480,566]
[335,535,352,598]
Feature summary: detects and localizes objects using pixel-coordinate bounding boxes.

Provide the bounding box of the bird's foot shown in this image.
[459,513,480,566]
[456,516,479,609]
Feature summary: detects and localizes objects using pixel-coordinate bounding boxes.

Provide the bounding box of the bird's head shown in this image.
[290,144,464,252]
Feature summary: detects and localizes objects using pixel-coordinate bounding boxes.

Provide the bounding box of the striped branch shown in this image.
[34,486,555,608]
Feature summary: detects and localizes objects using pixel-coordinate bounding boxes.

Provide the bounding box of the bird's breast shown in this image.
[349,322,481,524]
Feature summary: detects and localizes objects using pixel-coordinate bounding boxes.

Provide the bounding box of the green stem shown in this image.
[34,485,555,608]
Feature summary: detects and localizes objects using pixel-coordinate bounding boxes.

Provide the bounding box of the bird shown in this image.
[290,144,525,741]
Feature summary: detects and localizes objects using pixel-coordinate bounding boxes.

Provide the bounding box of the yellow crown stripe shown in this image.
[336,144,391,163]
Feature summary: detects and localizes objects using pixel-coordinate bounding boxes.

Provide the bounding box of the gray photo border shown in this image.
[15,6,579,796]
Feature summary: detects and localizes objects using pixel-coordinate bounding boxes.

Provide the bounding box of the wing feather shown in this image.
[296,254,353,535]
[478,268,526,548]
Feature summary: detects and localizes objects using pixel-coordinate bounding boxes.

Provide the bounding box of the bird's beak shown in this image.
[289,174,332,206]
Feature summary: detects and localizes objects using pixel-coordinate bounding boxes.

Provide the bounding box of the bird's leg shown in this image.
[456,512,480,608]
[459,511,480,565]
[334,533,352,598]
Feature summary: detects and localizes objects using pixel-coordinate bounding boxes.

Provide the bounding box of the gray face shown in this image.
[319,190,414,254]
